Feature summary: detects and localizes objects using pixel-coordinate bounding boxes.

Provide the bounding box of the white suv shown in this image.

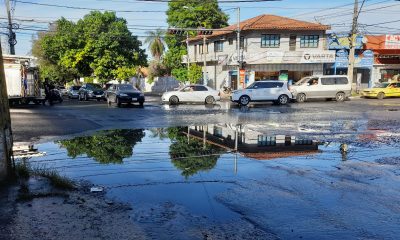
[231,80,292,106]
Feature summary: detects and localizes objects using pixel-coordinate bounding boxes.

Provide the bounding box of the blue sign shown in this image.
[334,50,373,69]
[328,35,364,50]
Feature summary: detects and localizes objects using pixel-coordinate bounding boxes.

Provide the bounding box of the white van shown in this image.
[290,75,351,102]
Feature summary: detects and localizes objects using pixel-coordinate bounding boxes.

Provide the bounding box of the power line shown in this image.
[16,0,166,13]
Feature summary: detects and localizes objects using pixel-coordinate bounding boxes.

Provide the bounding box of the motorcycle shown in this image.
[46,89,63,105]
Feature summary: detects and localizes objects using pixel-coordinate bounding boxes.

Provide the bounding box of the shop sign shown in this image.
[300,51,336,63]
[229,50,336,65]
[334,50,374,68]
[385,35,400,49]
[239,69,246,84]
[328,35,363,50]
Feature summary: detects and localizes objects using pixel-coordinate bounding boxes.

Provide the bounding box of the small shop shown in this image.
[365,35,400,83]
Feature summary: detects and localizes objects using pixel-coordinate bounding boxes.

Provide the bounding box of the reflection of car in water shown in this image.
[161,85,221,105]
[231,80,292,106]
[361,82,400,99]
[78,83,106,101]
[290,75,351,103]
[106,84,145,107]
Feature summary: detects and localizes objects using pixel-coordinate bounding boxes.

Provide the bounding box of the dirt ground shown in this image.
[0,177,146,240]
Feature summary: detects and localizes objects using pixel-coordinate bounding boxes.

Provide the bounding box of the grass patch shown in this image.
[33,167,75,190]
[14,162,75,190]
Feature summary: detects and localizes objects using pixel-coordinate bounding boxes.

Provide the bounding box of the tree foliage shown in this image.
[165,1,228,82]
[144,29,166,61]
[32,11,147,84]
[59,129,145,164]
[167,127,224,179]
[187,64,203,84]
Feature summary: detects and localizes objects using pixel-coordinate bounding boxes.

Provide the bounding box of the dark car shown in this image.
[78,83,106,101]
[106,84,145,107]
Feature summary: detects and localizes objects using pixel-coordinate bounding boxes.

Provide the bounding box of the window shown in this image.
[228,38,233,45]
[199,44,204,54]
[321,77,349,85]
[300,35,319,48]
[335,77,348,85]
[261,34,280,48]
[194,86,208,91]
[240,36,245,49]
[289,35,297,51]
[194,45,197,60]
[321,77,335,85]
[214,41,223,52]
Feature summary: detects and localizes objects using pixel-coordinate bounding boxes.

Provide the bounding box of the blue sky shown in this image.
[1,0,400,55]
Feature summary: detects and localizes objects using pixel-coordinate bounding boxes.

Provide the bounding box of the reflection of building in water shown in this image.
[186,124,319,160]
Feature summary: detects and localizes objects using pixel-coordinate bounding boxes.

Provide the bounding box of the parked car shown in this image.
[58,86,68,96]
[161,85,220,105]
[361,82,400,99]
[78,83,106,101]
[231,80,292,106]
[67,86,81,99]
[291,75,351,102]
[106,84,145,107]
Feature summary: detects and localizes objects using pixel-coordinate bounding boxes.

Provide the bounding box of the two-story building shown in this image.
[187,14,336,90]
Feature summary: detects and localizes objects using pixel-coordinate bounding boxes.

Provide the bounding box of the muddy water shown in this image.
[23,125,400,239]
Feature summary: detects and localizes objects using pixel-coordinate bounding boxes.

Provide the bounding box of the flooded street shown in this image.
[20,123,400,239]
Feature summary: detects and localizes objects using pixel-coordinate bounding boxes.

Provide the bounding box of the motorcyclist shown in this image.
[44,78,55,105]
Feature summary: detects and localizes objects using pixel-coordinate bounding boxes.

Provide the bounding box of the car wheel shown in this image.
[205,96,215,105]
[296,93,306,103]
[116,97,122,107]
[169,96,179,105]
[335,92,345,102]
[377,92,385,100]
[239,95,250,106]
[278,95,289,105]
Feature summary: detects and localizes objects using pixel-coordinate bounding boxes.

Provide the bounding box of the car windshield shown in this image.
[118,85,136,91]
[374,83,390,88]
[88,84,102,89]
[294,77,311,86]
[71,86,80,90]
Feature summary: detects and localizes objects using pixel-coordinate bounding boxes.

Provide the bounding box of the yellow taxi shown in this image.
[362,82,400,99]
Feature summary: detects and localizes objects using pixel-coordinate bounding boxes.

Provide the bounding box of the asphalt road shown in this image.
[10,96,400,144]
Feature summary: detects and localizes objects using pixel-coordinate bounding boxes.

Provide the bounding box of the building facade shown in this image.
[187,15,336,90]
[365,35,400,84]
[325,35,374,89]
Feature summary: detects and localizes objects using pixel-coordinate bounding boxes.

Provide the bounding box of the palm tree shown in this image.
[144,29,165,61]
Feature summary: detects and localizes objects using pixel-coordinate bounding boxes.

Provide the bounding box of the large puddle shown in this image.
[17,124,400,239]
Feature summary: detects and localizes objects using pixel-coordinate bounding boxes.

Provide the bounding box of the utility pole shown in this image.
[203,36,207,86]
[348,0,359,91]
[236,7,241,90]
[5,0,16,55]
[0,41,13,181]
[186,31,190,73]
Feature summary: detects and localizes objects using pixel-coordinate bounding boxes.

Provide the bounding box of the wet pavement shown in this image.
[18,124,400,239]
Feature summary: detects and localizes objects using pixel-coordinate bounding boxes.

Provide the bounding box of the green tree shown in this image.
[167,127,224,179]
[187,64,203,84]
[32,12,147,84]
[59,129,145,164]
[165,1,228,82]
[144,29,166,61]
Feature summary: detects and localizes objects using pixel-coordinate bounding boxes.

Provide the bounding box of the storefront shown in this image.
[365,35,400,83]
[325,35,373,88]
[225,50,334,89]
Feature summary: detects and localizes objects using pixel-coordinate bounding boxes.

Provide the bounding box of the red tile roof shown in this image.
[189,14,330,42]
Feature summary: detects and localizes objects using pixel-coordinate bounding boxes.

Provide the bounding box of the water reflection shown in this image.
[168,127,224,178]
[58,129,145,164]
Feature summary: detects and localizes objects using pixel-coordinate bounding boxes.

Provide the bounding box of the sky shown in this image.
[1,0,400,56]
